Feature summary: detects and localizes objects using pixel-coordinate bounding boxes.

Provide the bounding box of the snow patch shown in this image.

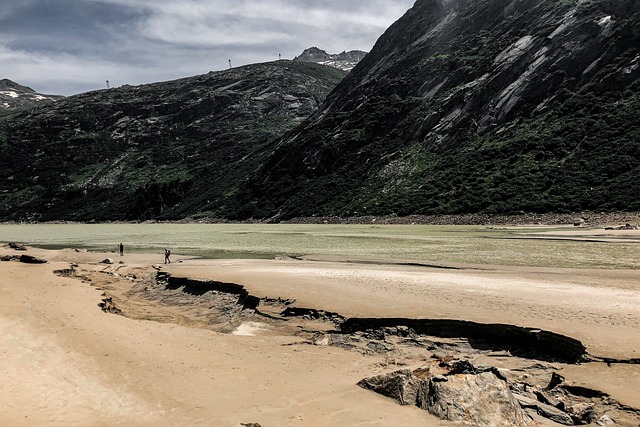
[0,90,19,98]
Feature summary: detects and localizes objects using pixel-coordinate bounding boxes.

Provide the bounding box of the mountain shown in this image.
[0,61,346,221]
[294,47,368,71]
[0,79,62,115]
[223,0,640,220]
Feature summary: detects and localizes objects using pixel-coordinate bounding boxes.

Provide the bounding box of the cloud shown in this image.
[0,0,415,95]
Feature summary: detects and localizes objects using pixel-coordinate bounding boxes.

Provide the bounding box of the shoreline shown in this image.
[3,210,640,227]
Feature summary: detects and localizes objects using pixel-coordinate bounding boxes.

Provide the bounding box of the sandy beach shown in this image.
[1,241,639,426]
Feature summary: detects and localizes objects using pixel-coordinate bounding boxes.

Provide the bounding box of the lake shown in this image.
[0,223,638,269]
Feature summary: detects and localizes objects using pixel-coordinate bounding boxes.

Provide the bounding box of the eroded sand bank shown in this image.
[1,244,639,426]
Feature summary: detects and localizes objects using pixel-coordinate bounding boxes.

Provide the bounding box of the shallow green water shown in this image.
[0,223,638,269]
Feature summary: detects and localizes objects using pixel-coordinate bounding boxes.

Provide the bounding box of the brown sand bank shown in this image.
[1,244,639,426]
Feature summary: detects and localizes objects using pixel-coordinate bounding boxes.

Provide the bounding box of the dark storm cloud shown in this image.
[0,0,146,58]
[0,0,416,95]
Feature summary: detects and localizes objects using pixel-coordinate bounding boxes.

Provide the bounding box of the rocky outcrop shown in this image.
[357,369,424,406]
[161,273,260,310]
[359,359,532,426]
[359,358,640,426]
[340,317,587,363]
[18,254,48,264]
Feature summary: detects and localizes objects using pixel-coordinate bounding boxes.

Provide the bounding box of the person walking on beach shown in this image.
[164,248,171,264]
[119,243,124,256]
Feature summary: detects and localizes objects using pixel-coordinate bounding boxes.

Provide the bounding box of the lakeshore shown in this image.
[1,225,639,426]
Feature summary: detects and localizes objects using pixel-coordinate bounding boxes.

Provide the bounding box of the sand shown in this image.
[1,243,639,426]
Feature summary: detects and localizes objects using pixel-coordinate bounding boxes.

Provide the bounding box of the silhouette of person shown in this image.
[119,243,124,256]
[164,248,171,264]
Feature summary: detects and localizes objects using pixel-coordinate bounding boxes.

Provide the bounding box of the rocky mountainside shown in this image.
[0,79,62,115]
[294,47,368,71]
[225,0,640,220]
[0,61,345,221]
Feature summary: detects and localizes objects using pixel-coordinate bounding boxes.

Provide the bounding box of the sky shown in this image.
[0,0,416,96]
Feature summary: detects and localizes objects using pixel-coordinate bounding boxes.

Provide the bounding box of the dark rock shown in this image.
[340,318,587,363]
[547,372,566,390]
[366,341,393,353]
[8,242,27,251]
[18,254,47,264]
[561,385,609,399]
[99,258,114,265]
[534,389,562,408]
[98,297,121,314]
[357,369,424,406]
[363,329,386,341]
[514,393,574,425]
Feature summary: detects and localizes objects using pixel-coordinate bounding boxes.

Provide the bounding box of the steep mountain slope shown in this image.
[0,79,62,115]
[0,61,345,221]
[294,47,368,71]
[225,0,640,220]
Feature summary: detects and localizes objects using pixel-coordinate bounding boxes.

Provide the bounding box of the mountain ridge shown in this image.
[222,0,640,220]
[293,47,368,71]
[0,61,345,221]
[0,79,63,114]
[1,0,639,222]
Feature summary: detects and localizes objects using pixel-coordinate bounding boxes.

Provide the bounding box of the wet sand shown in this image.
[1,242,639,426]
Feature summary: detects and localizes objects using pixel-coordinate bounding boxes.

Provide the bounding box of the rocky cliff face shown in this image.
[226,0,640,219]
[0,61,345,221]
[294,47,368,71]
[0,79,62,115]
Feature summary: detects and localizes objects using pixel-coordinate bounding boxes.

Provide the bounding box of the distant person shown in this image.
[119,243,124,256]
[164,248,171,264]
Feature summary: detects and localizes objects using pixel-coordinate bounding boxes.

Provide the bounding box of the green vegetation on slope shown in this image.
[0,61,345,221]
[220,0,640,220]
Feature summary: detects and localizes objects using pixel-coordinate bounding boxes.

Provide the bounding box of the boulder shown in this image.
[18,254,47,264]
[428,372,531,427]
[357,369,424,406]
[359,360,532,426]
[99,258,114,265]
[596,415,615,426]
[8,242,27,251]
